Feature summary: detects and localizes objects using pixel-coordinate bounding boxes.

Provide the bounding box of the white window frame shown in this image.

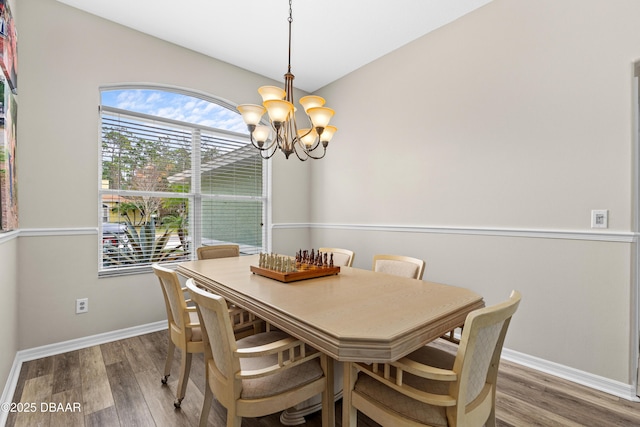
[98,85,270,276]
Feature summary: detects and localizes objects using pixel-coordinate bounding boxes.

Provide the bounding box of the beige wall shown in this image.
[0,0,18,398]
[13,0,310,351]
[0,235,18,394]
[4,0,640,394]
[308,0,640,384]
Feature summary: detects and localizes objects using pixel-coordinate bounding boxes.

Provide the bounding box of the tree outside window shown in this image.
[99,87,265,275]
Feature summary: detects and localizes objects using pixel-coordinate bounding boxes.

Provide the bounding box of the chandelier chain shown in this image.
[288,0,293,74]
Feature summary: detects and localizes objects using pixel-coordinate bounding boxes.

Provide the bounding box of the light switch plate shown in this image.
[591,210,608,229]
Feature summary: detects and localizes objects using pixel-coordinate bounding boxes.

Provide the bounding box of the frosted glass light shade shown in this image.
[297,128,318,147]
[307,107,335,128]
[320,125,337,142]
[252,125,271,143]
[299,95,325,113]
[258,86,286,102]
[237,104,265,126]
[264,99,294,123]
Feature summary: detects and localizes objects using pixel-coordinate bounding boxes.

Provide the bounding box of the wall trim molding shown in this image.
[3,224,635,243]
[0,230,19,244]
[0,321,167,427]
[1,228,97,244]
[273,222,637,243]
[19,227,96,237]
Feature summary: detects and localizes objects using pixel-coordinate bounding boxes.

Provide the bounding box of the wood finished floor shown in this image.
[6,330,640,426]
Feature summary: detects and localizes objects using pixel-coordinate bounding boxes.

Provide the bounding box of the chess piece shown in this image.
[329,253,334,267]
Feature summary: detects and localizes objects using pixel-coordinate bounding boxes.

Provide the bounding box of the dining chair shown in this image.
[343,290,521,427]
[319,247,355,267]
[152,264,205,408]
[372,254,425,280]
[185,279,331,427]
[196,243,263,338]
[196,244,240,260]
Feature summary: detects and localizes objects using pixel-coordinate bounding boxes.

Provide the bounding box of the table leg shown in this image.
[342,361,357,427]
[325,357,335,426]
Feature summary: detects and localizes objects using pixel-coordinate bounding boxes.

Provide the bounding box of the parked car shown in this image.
[102,222,128,246]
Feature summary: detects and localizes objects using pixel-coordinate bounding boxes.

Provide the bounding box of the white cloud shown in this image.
[102,89,248,134]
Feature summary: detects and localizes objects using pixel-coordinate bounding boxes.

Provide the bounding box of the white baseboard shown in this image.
[0,321,167,427]
[501,348,640,402]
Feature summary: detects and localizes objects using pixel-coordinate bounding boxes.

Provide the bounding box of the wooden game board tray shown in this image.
[250,265,340,283]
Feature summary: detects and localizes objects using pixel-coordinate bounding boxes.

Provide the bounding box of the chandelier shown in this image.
[237,0,337,161]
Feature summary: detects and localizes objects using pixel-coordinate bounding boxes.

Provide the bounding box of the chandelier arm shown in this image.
[259,147,280,160]
[303,145,327,160]
[298,118,322,152]
[254,133,281,160]
[293,151,309,161]
[305,136,322,152]
[249,133,278,152]
[291,142,310,161]
[290,135,325,160]
[278,120,297,158]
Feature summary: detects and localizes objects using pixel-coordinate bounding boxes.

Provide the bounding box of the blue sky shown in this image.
[101,89,248,134]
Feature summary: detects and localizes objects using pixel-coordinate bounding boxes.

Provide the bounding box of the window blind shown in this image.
[99,101,265,275]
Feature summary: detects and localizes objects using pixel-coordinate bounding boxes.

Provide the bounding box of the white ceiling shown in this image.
[56,0,492,92]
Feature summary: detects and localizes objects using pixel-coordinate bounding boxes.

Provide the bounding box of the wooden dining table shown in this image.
[177,254,483,425]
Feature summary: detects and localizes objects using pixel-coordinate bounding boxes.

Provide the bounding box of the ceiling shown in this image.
[56,0,492,92]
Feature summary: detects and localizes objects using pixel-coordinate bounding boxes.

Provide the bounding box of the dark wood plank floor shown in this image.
[6,330,640,426]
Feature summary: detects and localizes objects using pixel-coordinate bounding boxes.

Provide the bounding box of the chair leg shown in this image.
[253,322,261,334]
[320,387,330,427]
[199,386,214,427]
[224,394,241,427]
[486,403,497,426]
[162,339,176,384]
[226,414,242,427]
[174,351,193,408]
[226,403,241,427]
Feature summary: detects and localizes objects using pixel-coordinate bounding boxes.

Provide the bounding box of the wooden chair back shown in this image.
[347,291,521,427]
[186,279,330,426]
[197,244,240,260]
[187,280,240,402]
[319,247,355,267]
[447,290,520,424]
[153,264,198,343]
[196,243,263,337]
[372,254,425,280]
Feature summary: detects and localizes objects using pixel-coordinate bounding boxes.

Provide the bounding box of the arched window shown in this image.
[99,86,267,275]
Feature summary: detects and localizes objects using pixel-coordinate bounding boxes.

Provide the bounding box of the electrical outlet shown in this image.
[76,298,88,314]
[591,209,608,229]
